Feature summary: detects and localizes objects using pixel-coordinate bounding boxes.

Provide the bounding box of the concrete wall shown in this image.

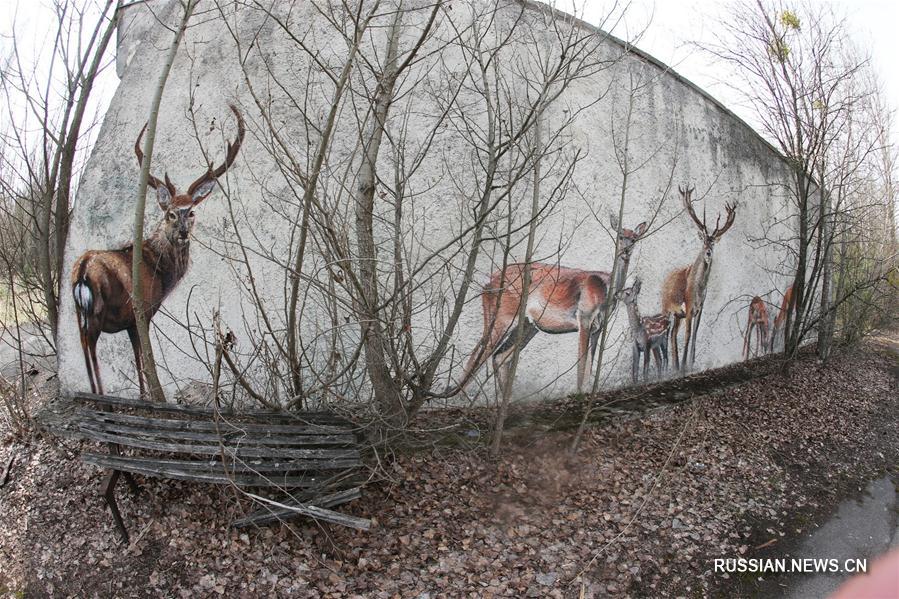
[59,0,796,405]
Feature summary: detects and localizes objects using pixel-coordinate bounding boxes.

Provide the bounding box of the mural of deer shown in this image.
[769,285,794,353]
[742,296,770,360]
[660,185,736,372]
[618,278,670,383]
[71,105,245,395]
[457,217,648,395]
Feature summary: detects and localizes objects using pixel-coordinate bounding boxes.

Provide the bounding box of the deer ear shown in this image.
[191,179,216,205]
[696,229,705,242]
[156,186,172,210]
[634,221,648,237]
[609,213,620,232]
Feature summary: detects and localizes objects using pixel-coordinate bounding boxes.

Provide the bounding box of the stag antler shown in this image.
[187,104,246,197]
[135,124,175,196]
[679,184,705,231]
[711,201,737,240]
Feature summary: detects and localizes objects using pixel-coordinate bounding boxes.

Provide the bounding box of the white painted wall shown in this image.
[59,1,795,405]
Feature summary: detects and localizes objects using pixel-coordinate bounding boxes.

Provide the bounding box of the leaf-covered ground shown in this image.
[1,335,897,598]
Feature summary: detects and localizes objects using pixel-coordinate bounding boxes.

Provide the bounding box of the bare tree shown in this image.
[187,0,628,440]
[703,1,895,360]
[0,0,121,344]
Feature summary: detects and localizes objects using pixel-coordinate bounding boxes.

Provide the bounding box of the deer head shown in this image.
[618,277,642,305]
[134,104,245,246]
[679,185,736,265]
[610,214,649,259]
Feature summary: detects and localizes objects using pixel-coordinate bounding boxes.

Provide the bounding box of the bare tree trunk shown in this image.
[491,112,543,457]
[816,181,834,360]
[571,75,636,454]
[132,0,197,402]
[355,6,406,425]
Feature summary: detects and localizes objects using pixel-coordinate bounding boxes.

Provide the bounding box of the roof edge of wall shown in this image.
[518,0,796,175]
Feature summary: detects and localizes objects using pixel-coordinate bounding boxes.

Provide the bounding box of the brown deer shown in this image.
[660,185,736,372]
[742,296,770,360]
[71,105,245,396]
[769,285,793,353]
[618,278,670,383]
[456,217,648,394]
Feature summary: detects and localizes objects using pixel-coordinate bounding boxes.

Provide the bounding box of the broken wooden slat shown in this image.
[73,392,353,426]
[233,487,363,528]
[81,453,364,475]
[81,453,359,486]
[77,425,362,462]
[79,419,356,447]
[77,409,354,436]
[239,490,371,530]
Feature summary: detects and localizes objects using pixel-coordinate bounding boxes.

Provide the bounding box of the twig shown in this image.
[0,450,15,487]
[126,519,154,552]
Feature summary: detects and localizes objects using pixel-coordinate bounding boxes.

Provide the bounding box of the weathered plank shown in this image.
[233,487,363,528]
[77,409,353,436]
[77,425,362,461]
[73,392,354,426]
[81,453,354,487]
[79,419,356,447]
[82,454,364,475]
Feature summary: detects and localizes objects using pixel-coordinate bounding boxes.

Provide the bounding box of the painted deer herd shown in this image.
[70,109,790,399]
[463,186,791,393]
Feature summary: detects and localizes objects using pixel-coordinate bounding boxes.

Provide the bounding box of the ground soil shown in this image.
[1,333,897,598]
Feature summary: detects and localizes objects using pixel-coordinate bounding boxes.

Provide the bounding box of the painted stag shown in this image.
[768,285,793,353]
[660,185,736,372]
[71,105,245,396]
[457,217,648,394]
[618,278,670,383]
[742,296,770,360]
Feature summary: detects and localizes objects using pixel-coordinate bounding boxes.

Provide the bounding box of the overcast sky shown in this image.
[1,0,897,142]
[588,0,899,139]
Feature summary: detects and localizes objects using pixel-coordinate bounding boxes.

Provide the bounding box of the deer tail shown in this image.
[72,260,94,327]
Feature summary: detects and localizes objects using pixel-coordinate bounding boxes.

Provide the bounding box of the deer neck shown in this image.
[146,226,191,296]
[611,252,631,298]
[688,248,712,304]
[625,301,642,334]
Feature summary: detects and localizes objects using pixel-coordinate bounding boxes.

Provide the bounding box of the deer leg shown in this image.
[670,317,681,372]
[78,327,98,395]
[681,312,692,373]
[743,321,752,361]
[643,342,651,380]
[660,339,669,372]
[652,346,662,376]
[491,321,538,399]
[127,327,145,398]
[577,317,593,392]
[87,332,104,395]
[689,308,703,368]
[632,344,639,384]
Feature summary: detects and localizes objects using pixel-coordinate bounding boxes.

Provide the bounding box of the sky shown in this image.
[584,0,899,139]
[1,0,897,145]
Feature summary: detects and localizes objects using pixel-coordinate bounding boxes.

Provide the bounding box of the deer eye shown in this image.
[167,212,176,221]
[188,211,195,218]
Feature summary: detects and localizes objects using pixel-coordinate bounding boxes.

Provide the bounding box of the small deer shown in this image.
[71,105,245,396]
[768,285,793,353]
[618,278,670,383]
[456,217,648,395]
[742,296,770,360]
[660,185,736,372]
